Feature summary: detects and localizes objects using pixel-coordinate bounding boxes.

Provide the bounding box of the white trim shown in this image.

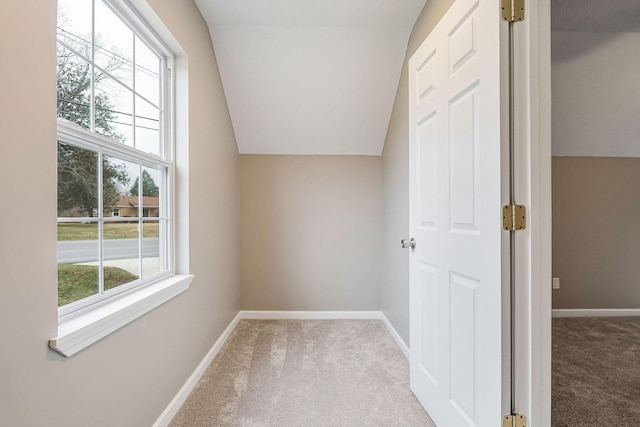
[57,120,170,169]
[153,310,410,426]
[49,274,194,357]
[552,309,640,318]
[380,313,409,360]
[238,310,383,320]
[152,311,243,427]
[517,0,552,425]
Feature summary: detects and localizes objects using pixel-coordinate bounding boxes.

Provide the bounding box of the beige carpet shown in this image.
[552,316,640,426]
[170,319,435,426]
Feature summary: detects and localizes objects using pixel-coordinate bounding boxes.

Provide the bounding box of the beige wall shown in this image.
[239,155,381,311]
[0,1,240,425]
[552,157,640,309]
[381,0,455,346]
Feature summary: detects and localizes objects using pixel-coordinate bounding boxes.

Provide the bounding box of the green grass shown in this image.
[57,222,159,241]
[58,264,139,307]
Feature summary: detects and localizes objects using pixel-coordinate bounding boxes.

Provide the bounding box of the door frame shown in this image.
[512,1,552,425]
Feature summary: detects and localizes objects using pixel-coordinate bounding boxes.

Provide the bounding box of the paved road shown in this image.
[57,238,160,263]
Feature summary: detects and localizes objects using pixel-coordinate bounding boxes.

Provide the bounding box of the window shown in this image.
[56,0,173,315]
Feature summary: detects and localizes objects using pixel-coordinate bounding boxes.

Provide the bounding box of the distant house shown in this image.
[111,196,160,218]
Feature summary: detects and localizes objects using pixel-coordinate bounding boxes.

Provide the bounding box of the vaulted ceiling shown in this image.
[193,0,426,155]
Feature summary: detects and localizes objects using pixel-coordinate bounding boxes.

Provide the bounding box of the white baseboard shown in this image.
[154,310,410,426]
[552,308,640,318]
[152,312,242,427]
[380,313,410,360]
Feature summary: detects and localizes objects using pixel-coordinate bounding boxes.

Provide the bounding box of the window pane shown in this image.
[57,0,92,58]
[135,96,161,155]
[57,222,99,306]
[95,0,134,89]
[135,36,160,107]
[95,75,134,144]
[103,155,137,217]
[103,221,140,287]
[142,220,161,277]
[139,167,161,217]
[58,143,98,218]
[56,50,92,131]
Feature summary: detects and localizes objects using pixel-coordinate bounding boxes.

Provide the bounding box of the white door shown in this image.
[408,0,507,426]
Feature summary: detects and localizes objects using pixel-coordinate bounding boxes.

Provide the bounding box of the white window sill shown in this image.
[49,274,194,357]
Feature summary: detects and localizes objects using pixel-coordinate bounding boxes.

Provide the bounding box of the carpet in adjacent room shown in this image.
[552,316,640,426]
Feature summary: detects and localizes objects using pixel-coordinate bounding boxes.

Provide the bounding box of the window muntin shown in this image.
[57,0,173,315]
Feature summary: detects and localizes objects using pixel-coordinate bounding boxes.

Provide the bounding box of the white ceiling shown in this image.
[193,0,426,155]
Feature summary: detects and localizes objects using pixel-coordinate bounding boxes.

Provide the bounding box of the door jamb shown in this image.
[512,0,552,425]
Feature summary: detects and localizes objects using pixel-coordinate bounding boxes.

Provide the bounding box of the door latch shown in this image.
[401,238,416,249]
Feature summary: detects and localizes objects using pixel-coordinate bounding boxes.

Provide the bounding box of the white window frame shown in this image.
[50,0,192,357]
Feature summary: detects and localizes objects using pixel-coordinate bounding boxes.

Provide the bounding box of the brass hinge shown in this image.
[502,204,526,231]
[503,414,527,427]
[501,0,525,22]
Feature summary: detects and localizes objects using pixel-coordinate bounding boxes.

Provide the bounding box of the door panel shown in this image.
[408,0,505,425]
